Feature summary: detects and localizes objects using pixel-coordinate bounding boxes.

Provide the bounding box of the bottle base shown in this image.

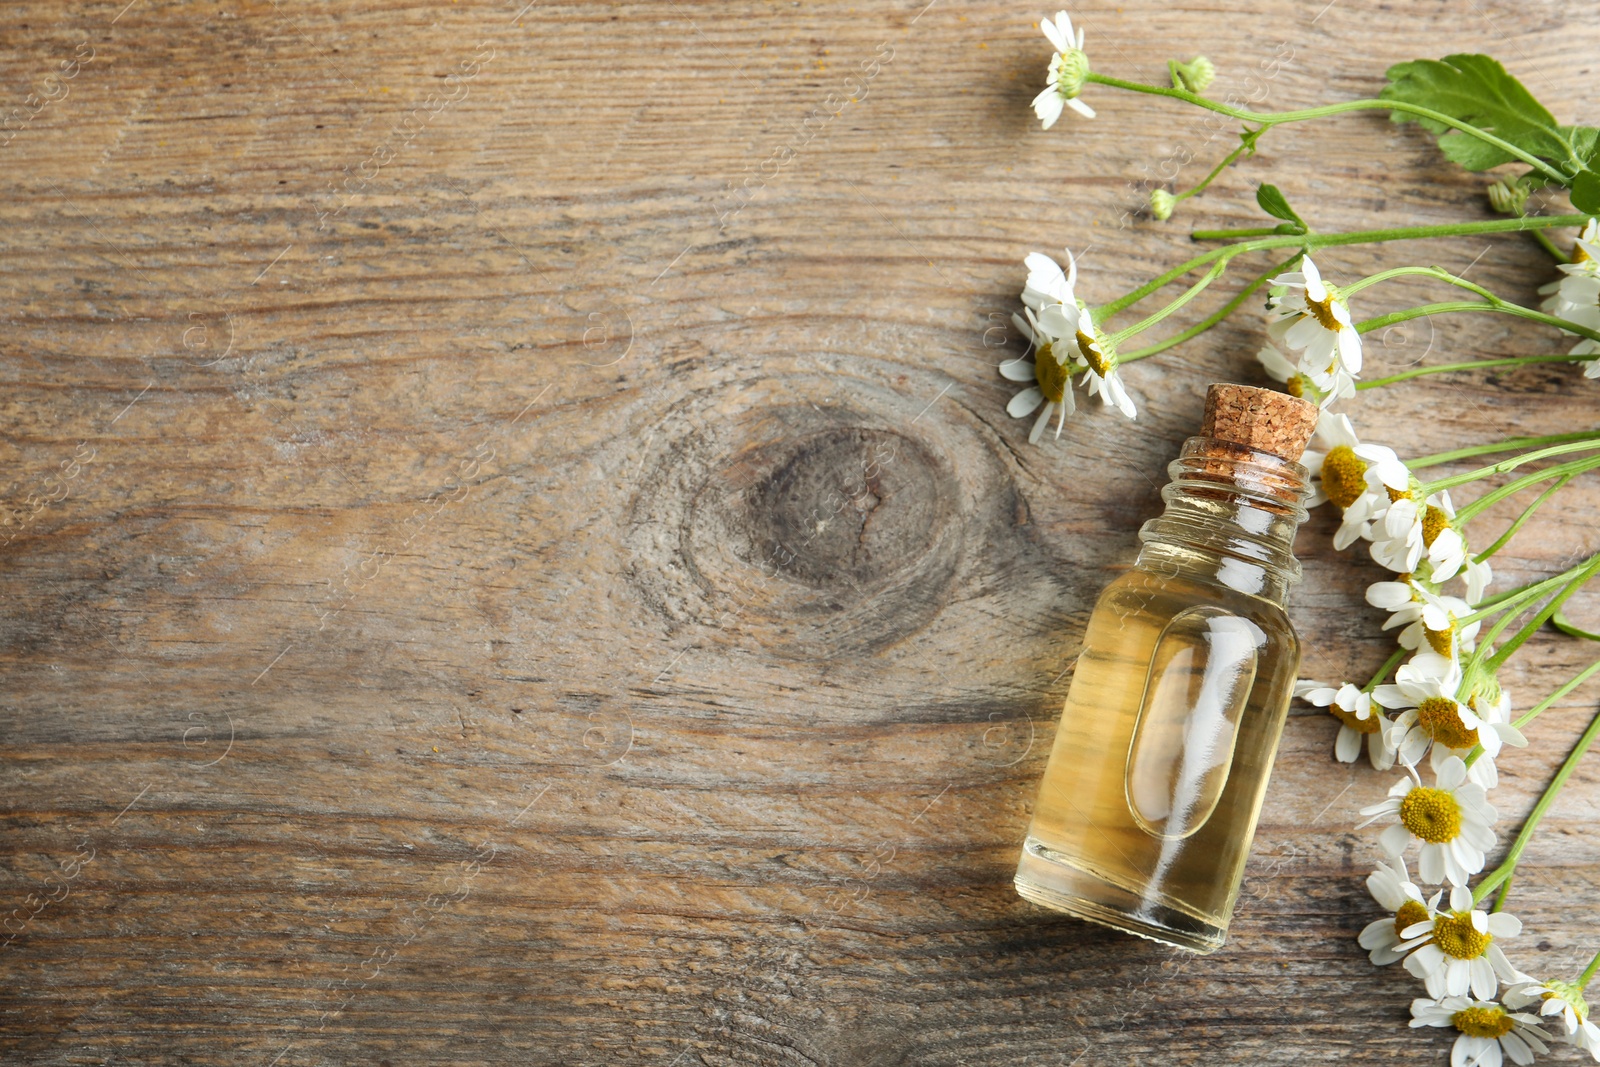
[1014,837,1227,954]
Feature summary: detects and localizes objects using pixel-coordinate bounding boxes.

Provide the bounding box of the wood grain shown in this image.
[3,0,1599,1063]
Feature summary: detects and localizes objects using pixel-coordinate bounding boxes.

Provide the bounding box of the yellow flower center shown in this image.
[1422,504,1451,548]
[1451,1005,1515,1039]
[1433,911,1492,959]
[1329,703,1381,734]
[1424,625,1455,657]
[1415,696,1479,750]
[1393,899,1430,941]
[1305,290,1346,333]
[1399,785,1463,844]
[1285,375,1305,398]
[1076,329,1112,378]
[1033,341,1069,404]
[1575,241,1592,265]
[1387,485,1412,503]
[1320,445,1368,510]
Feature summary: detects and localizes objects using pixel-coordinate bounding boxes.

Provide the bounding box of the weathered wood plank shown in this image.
[3,0,1599,1064]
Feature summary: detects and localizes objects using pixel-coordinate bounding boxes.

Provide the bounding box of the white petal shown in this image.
[1437,756,1467,790]
[1032,87,1065,129]
[1007,387,1045,419]
[1027,401,1054,444]
[1418,843,1445,884]
[1487,912,1522,937]
[1469,957,1496,1000]
[999,357,1036,382]
[1335,726,1361,762]
[1040,14,1069,51]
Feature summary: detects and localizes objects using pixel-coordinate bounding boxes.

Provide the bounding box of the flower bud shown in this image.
[1171,56,1216,94]
[1486,179,1528,216]
[1150,188,1176,221]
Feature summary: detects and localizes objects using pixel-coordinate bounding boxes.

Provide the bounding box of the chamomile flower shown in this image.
[1374,583,1479,658]
[1358,756,1497,886]
[1301,681,1395,767]
[1410,996,1550,1067]
[1431,685,1525,791]
[1372,508,1425,572]
[1298,414,1402,547]
[1005,305,1079,443]
[1400,885,1523,1000]
[1267,256,1362,399]
[1357,856,1436,966]
[1505,976,1600,1057]
[1067,309,1136,419]
[1375,653,1486,769]
[1257,341,1326,408]
[1423,491,1468,581]
[1032,10,1094,129]
[1369,489,1446,579]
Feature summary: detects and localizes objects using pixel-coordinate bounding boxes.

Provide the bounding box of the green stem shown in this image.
[1473,702,1600,907]
[1355,301,1600,347]
[1410,431,1600,470]
[1106,259,1227,347]
[1191,226,1283,240]
[1469,475,1573,564]
[1085,74,1575,184]
[1094,215,1590,321]
[1532,227,1571,264]
[1119,255,1300,361]
[1421,440,1600,494]
[1579,947,1600,989]
[1170,136,1258,207]
[1363,646,1407,694]
[1491,875,1514,914]
[1461,556,1600,622]
[1456,455,1600,526]
[1464,655,1600,768]
[1512,657,1600,734]
[1358,354,1599,390]
[1478,555,1600,675]
[1340,265,1497,302]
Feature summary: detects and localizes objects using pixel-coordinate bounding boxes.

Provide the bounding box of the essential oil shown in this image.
[1014,384,1318,953]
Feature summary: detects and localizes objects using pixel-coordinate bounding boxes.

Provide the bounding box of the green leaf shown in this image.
[1381,54,1580,175]
[1255,184,1306,234]
[1566,125,1600,166]
[1574,171,1600,215]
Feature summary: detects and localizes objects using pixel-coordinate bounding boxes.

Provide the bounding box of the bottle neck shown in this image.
[1135,436,1310,607]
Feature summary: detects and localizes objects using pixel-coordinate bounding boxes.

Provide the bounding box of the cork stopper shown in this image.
[1199,383,1318,463]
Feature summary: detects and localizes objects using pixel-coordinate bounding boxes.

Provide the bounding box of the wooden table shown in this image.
[4,1,1598,1063]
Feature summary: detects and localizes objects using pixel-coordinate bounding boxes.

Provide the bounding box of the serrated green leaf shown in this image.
[1381,54,1580,175]
[1255,184,1306,233]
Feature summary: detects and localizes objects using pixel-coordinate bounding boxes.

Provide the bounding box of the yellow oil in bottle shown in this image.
[1015,388,1316,953]
[1014,564,1299,951]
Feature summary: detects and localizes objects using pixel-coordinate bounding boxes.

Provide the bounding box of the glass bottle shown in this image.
[1014,384,1317,953]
